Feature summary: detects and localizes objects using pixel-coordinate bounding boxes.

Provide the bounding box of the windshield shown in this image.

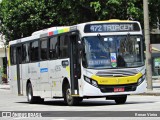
[83,35,144,69]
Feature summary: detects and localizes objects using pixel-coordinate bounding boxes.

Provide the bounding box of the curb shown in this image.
[138,92,160,96]
[0,88,10,90]
[0,84,10,90]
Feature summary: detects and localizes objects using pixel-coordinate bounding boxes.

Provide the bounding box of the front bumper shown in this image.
[81,79,147,97]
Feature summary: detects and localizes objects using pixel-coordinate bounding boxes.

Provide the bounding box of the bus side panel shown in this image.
[9,65,17,94]
[49,59,70,97]
[77,65,83,97]
[48,60,57,97]
[40,61,51,98]
[49,59,63,97]
[28,62,41,96]
[21,63,29,96]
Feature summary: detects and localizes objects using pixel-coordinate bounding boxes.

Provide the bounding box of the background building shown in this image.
[0,34,7,84]
[151,29,160,79]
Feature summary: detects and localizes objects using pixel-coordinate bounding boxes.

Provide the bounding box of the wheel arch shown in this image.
[62,77,70,97]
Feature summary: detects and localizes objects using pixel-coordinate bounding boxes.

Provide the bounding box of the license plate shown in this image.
[114,87,124,92]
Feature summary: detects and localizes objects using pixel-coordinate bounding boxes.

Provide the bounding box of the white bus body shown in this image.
[8,20,147,105]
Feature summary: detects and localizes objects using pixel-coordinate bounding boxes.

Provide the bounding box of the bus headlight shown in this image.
[84,76,98,88]
[138,75,145,85]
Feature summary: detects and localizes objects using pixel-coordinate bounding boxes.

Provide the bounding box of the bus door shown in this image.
[39,37,50,98]
[16,45,23,95]
[29,40,40,96]
[52,35,70,96]
[69,32,81,95]
[48,36,60,97]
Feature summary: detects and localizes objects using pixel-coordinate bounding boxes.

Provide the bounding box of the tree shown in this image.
[90,0,143,21]
[0,0,159,41]
[0,0,59,40]
[149,0,160,29]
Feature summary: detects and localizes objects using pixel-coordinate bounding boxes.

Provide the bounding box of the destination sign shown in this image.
[84,23,140,33]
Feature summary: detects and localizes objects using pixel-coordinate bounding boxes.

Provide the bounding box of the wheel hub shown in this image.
[28,88,32,101]
[66,89,72,103]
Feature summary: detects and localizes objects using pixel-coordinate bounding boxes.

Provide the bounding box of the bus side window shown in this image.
[59,35,69,58]
[30,40,39,62]
[49,36,58,59]
[22,43,30,63]
[40,39,48,60]
[10,46,16,65]
[17,46,22,64]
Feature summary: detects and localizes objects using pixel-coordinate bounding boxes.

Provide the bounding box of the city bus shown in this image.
[8,19,147,105]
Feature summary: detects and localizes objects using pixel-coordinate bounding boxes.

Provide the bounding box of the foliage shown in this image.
[0,0,58,40]
[0,0,159,41]
[0,66,7,83]
[149,0,160,29]
[90,0,143,21]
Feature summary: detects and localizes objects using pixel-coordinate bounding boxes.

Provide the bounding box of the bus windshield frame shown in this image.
[82,35,144,69]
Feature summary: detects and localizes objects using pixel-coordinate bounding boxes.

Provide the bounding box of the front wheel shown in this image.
[114,95,127,104]
[64,84,81,106]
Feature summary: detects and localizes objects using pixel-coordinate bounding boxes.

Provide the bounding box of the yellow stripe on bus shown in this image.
[93,19,131,23]
[63,28,70,32]
[91,73,142,85]
[66,66,70,77]
[14,75,17,81]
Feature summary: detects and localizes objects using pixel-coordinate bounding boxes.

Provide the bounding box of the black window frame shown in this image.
[10,45,16,65]
[49,36,59,60]
[40,37,48,61]
[16,45,22,64]
[59,34,70,59]
[30,39,40,62]
[10,44,23,65]
[22,42,30,64]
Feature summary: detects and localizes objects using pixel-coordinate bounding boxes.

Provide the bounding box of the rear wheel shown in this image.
[114,95,127,104]
[37,98,44,104]
[78,97,83,103]
[27,83,37,104]
[64,84,81,106]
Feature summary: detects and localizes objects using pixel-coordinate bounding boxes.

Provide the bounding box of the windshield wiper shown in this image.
[123,33,131,50]
[97,34,102,40]
[97,34,109,52]
[125,33,130,42]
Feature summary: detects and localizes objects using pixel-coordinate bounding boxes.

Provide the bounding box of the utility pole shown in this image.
[143,0,153,90]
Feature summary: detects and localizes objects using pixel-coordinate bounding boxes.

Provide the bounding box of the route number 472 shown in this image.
[90,25,103,32]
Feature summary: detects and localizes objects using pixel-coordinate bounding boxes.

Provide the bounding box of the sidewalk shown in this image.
[0,80,160,95]
[0,83,10,90]
[140,79,160,96]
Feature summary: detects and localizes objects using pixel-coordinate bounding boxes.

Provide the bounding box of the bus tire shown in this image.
[114,95,127,104]
[64,84,79,106]
[27,83,36,104]
[36,97,44,104]
[78,97,83,103]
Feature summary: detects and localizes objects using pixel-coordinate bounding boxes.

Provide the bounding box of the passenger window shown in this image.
[30,41,39,62]
[17,46,22,64]
[40,39,48,60]
[10,46,22,64]
[22,43,30,63]
[49,36,58,59]
[59,35,69,58]
[10,46,16,65]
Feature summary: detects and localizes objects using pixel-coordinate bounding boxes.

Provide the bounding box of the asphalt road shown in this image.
[0,89,160,119]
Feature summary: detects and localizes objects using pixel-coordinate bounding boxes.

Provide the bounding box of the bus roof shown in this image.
[9,19,141,45]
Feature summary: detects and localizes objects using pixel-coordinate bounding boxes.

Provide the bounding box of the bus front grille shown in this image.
[98,83,137,93]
